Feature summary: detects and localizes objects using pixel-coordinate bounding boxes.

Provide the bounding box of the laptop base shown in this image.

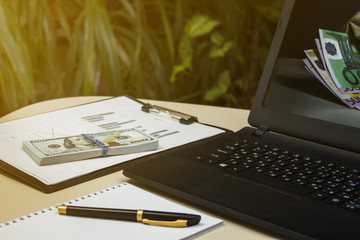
[124,127,360,240]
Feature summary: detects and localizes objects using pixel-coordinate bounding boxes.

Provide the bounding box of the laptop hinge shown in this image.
[253,125,269,137]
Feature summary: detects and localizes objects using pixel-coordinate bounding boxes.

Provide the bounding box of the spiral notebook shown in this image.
[0,183,223,240]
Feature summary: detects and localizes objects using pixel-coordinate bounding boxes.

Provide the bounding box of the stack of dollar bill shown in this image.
[23,128,158,166]
[303,29,360,109]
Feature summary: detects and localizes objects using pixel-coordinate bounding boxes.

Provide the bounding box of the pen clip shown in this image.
[141,219,188,227]
[141,103,197,125]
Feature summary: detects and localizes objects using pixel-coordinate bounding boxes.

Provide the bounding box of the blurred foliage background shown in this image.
[0,0,283,117]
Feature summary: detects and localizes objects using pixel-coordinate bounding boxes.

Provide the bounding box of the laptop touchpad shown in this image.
[191,175,300,218]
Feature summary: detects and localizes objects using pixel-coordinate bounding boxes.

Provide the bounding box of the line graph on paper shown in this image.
[81,112,181,139]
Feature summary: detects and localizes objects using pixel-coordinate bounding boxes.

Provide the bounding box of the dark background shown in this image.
[279,0,359,58]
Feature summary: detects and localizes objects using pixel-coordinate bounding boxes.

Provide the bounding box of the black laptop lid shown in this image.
[249,0,360,154]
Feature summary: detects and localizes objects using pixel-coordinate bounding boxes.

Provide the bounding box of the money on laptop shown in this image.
[22,128,158,166]
[303,28,360,109]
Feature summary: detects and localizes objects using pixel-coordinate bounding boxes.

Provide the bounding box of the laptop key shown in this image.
[194,155,207,161]
[269,165,283,172]
[280,175,293,182]
[307,183,323,190]
[252,147,267,153]
[225,159,241,166]
[252,166,267,173]
[265,170,280,177]
[347,174,360,181]
[209,153,227,161]
[336,192,354,200]
[309,177,324,184]
[239,143,253,150]
[327,196,345,205]
[310,191,329,200]
[201,158,220,165]
[215,162,231,169]
[323,181,340,188]
[228,166,245,173]
[215,148,232,155]
[277,155,292,161]
[338,186,355,193]
[241,162,254,169]
[342,201,360,211]
[322,188,337,195]
[352,196,360,204]
[344,180,360,187]
[293,179,308,186]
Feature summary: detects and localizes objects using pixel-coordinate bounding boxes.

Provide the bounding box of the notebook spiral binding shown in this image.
[0,182,128,228]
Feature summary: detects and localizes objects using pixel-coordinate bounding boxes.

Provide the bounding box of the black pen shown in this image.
[57,205,201,227]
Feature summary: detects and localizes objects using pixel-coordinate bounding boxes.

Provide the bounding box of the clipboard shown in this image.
[0,96,228,193]
[141,103,198,125]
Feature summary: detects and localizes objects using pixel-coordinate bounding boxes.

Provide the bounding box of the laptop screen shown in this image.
[249,0,360,154]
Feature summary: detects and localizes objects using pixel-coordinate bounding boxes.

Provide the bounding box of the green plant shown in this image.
[170,0,284,106]
[0,0,283,117]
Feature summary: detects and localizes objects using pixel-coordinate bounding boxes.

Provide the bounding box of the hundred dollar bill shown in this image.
[319,29,360,94]
[22,128,158,166]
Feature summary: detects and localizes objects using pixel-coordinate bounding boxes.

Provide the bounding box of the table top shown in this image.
[0,96,280,240]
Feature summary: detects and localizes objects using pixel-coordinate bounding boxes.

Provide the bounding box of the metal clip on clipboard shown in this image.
[141,103,198,125]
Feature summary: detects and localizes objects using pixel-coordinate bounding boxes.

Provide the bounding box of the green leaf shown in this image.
[209,41,233,58]
[178,35,193,67]
[205,70,231,101]
[170,64,187,83]
[186,15,220,39]
[211,31,225,46]
[171,35,193,82]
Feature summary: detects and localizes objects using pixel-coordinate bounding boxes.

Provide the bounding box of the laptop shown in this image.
[124,0,360,239]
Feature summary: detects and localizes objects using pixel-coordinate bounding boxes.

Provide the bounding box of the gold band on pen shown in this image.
[136,210,143,222]
[58,205,67,215]
[136,209,187,227]
[142,219,188,227]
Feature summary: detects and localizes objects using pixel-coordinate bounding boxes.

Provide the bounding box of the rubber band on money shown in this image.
[81,134,109,157]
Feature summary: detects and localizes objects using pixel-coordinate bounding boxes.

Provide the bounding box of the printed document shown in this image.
[0,97,225,185]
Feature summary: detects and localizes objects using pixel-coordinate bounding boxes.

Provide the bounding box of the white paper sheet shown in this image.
[0,182,223,240]
[0,97,225,185]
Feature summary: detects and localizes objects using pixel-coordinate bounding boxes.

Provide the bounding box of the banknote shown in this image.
[23,128,158,166]
[305,49,348,99]
[304,49,360,107]
[319,29,360,94]
[303,58,360,109]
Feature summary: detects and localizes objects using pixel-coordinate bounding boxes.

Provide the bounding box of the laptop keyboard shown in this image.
[194,139,360,212]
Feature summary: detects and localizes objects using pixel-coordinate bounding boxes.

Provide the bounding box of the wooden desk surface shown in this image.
[0,97,280,240]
